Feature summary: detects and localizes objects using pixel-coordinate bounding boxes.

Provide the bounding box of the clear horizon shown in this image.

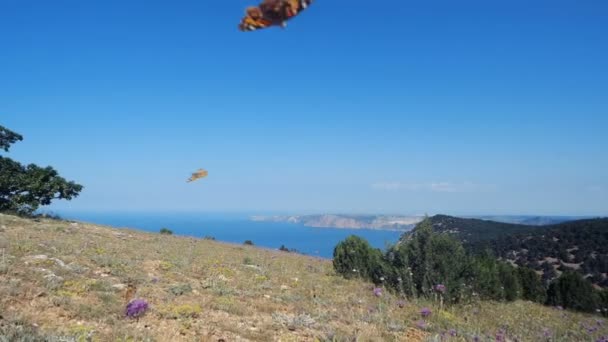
[2,1,607,216]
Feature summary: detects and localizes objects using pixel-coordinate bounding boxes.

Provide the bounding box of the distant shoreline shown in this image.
[250,214,423,231]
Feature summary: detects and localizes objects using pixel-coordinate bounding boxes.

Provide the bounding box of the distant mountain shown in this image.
[420,214,543,243]
[251,214,423,231]
[405,215,608,288]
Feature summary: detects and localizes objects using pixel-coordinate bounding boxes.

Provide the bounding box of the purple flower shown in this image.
[416,320,428,329]
[596,336,608,342]
[420,307,432,317]
[555,305,564,310]
[125,299,149,319]
[496,329,506,342]
[473,336,480,342]
[596,319,604,326]
[151,277,159,284]
[373,287,382,297]
[434,284,446,293]
[449,329,457,337]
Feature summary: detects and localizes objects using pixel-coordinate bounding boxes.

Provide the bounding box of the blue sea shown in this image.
[57,212,403,259]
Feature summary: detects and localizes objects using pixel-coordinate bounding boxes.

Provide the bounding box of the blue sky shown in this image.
[1,0,607,215]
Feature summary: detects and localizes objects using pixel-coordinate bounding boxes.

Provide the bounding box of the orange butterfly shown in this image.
[239,0,313,32]
[187,169,208,183]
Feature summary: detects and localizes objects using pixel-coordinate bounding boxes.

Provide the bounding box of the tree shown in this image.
[244,240,254,246]
[0,125,83,215]
[333,235,387,283]
[160,228,173,235]
[397,217,469,302]
[517,266,546,303]
[546,271,599,312]
[470,254,503,300]
[0,126,23,152]
[497,262,522,301]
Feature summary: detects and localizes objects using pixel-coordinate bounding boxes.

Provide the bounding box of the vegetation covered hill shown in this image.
[410,215,608,288]
[421,215,542,243]
[1,214,607,341]
[482,218,608,287]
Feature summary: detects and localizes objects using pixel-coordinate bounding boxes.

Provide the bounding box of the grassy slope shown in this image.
[0,214,606,341]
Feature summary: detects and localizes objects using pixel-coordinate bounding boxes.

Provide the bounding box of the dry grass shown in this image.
[0,213,607,341]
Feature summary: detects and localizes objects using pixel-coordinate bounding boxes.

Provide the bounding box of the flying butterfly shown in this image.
[239,0,313,32]
[187,169,208,183]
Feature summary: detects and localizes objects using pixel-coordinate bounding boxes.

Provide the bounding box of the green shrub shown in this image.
[160,228,173,235]
[169,283,192,296]
[546,271,600,313]
[497,262,521,301]
[517,266,546,303]
[333,235,387,284]
[243,240,254,246]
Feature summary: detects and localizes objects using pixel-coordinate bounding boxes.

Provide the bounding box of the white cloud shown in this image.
[371,181,496,193]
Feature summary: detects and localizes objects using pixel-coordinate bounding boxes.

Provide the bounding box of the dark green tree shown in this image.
[0,126,23,152]
[497,262,521,301]
[0,125,83,215]
[470,254,503,300]
[396,217,469,302]
[546,271,599,312]
[333,235,387,283]
[160,228,173,235]
[403,217,434,296]
[517,266,546,303]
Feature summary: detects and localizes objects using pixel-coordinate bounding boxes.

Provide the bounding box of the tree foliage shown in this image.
[333,235,387,283]
[333,217,605,314]
[546,271,600,313]
[517,266,546,303]
[0,126,23,152]
[0,125,83,215]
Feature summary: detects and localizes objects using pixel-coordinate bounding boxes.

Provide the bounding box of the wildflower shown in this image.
[380,277,385,282]
[496,328,506,342]
[596,319,604,326]
[420,307,432,317]
[151,277,159,284]
[416,320,428,329]
[473,336,480,342]
[397,300,406,308]
[373,287,382,297]
[434,284,446,293]
[125,299,149,319]
[542,327,551,338]
[449,329,457,337]
[556,305,564,310]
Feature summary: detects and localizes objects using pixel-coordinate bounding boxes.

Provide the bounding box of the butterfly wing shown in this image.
[287,0,313,18]
[238,16,274,32]
[187,169,208,183]
[238,0,313,32]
